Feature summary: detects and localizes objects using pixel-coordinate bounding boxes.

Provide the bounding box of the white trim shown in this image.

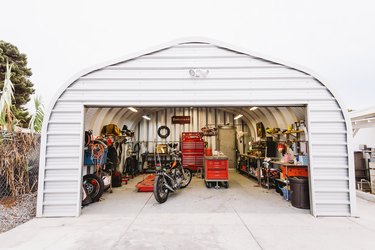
[83,102,309,108]
[349,106,375,119]
[345,109,358,217]
[306,104,316,216]
[76,105,85,216]
[36,107,49,217]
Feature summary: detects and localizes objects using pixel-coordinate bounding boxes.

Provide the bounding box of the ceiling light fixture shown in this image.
[250,107,258,111]
[142,115,151,120]
[234,114,243,120]
[128,107,138,112]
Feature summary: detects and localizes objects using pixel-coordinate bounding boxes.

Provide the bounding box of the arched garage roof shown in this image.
[85,106,306,138]
[38,37,355,218]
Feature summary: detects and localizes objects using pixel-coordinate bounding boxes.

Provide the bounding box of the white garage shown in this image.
[37,37,356,217]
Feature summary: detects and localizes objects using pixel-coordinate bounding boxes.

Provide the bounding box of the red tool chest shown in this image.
[281,165,308,178]
[204,156,229,188]
[182,132,204,171]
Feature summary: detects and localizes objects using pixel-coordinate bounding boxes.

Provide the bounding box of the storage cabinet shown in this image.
[204,156,229,188]
[182,132,204,171]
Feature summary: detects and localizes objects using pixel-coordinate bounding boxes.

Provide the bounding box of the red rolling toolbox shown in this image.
[204,156,229,188]
[182,132,204,171]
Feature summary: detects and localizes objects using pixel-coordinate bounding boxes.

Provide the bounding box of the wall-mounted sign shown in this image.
[172,116,190,124]
[189,69,209,78]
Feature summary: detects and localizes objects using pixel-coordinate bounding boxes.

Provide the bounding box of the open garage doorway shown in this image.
[81,105,311,215]
[37,38,355,218]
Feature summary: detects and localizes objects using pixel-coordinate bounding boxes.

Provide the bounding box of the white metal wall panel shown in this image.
[38,41,354,217]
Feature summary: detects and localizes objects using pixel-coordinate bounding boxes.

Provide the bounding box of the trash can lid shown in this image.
[289,176,308,183]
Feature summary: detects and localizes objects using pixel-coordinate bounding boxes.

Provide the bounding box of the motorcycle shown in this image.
[153,143,193,203]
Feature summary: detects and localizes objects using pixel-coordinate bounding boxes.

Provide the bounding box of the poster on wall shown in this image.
[256,122,266,138]
[172,116,190,124]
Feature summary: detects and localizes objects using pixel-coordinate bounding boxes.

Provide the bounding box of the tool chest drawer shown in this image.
[206,169,228,179]
[204,157,229,181]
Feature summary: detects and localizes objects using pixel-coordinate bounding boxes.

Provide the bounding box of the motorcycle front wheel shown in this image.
[154,175,169,203]
[83,174,104,202]
[180,168,192,188]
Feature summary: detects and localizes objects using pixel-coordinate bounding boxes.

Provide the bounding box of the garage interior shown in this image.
[82,105,311,213]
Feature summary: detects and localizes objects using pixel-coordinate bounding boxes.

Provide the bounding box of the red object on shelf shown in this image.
[205,148,213,156]
[205,158,229,180]
[281,166,308,177]
[135,174,155,192]
[182,132,204,171]
[241,165,247,172]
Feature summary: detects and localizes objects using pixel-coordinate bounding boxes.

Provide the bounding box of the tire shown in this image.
[180,168,192,188]
[82,186,92,206]
[157,126,170,139]
[223,181,229,189]
[154,175,169,203]
[83,174,104,202]
[205,181,212,188]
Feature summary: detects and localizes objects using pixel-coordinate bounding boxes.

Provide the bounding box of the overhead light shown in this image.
[234,114,243,120]
[250,107,258,111]
[128,107,138,112]
[142,115,151,120]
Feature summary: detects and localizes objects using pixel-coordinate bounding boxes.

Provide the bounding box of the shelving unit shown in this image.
[270,161,309,193]
[269,130,306,142]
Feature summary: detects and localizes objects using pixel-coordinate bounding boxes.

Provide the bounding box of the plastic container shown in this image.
[205,148,213,156]
[289,177,310,209]
[281,187,291,201]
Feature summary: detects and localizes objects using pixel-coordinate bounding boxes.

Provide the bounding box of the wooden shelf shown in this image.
[283,130,305,134]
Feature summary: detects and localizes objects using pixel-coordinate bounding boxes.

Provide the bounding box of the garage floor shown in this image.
[1,170,375,250]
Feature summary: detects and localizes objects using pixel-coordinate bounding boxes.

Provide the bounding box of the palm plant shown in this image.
[28,95,44,133]
[0,60,16,132]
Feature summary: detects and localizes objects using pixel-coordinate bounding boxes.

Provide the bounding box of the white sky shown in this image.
[1,0,375,111]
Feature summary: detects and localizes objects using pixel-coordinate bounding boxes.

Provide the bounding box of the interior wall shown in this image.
[132,107,250,153]
[84,106,307,155]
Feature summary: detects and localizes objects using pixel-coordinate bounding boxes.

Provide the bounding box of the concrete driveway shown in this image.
[0,170,374,250]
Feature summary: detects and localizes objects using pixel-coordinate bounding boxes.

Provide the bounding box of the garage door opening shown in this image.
[82,105,311,214]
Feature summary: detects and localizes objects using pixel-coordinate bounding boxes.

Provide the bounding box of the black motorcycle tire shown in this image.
[83,174,104,202]
[154,175,169,204]
[180,168,192,188]
[157,126,170,139]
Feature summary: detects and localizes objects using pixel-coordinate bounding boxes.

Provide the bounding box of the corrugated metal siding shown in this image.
[84,106,306,144]
[38,42,353,217]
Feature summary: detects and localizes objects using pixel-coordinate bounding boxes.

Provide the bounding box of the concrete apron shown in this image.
[1,170,375,250]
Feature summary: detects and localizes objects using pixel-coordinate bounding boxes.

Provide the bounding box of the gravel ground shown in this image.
[0,193,37,233]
